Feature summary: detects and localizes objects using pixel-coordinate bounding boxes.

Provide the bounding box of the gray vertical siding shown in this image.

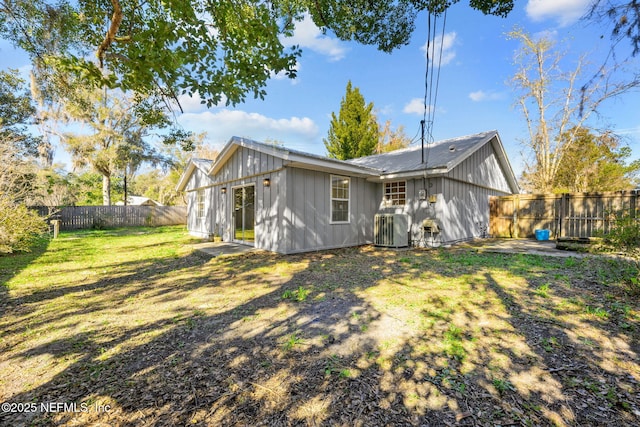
[185,168,215,238]
[215,146,284,183]
[374,140,514,245]
[283,168,378,254]
[183,136,516,252]
[446,141,511,193]
[254,169,286,253]
[185,147,285,243]
[211,146,285,250]
[185,167,214,192]
[435,141,512,243]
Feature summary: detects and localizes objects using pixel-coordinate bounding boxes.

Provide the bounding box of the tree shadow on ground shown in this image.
[1,243,639,426]
[0,236,50,288]
[482,261,640,426]
[0,236,51,326]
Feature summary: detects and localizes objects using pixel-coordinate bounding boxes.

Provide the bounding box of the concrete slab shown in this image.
[457,238,588,258]
[191,238,589,258]
[192,241,256,257]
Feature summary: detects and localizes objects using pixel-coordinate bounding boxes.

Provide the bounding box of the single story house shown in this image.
[176,130,520,254]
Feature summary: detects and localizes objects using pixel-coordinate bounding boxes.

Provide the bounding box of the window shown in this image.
[384,181,406,206]
[196,189,205,219]
[331,175,350,223]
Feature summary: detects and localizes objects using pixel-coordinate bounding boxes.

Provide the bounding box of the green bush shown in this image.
[603,212,640,255]
[0,199,48,253]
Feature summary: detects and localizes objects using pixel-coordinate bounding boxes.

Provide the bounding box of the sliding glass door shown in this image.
[233,185,255,244]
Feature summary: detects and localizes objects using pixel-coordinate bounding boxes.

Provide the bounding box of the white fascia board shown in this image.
[175,161,197,192]
[490,133,521,194]
[208,140,239,176]
[369,168,447,182]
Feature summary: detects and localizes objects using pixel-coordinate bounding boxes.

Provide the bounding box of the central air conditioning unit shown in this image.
[374,214,409,248]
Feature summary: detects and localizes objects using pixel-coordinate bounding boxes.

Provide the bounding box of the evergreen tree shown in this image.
[324,81,378,160]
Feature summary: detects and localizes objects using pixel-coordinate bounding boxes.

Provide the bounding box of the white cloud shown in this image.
[178,109,319,147]
[403,98,434,115]
[283,14,347,61]
[526,0,592,26]
[421,32,457,67]
[376,104,394,116]
[176,92,227,114]
[615,126,640,136]
[468,90,505,102]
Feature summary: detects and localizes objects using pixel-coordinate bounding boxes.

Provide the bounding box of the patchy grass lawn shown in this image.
[1,227,639,426]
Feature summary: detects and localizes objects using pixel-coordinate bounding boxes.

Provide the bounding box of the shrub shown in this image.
[0,198,48,253]
[603,212,640,255]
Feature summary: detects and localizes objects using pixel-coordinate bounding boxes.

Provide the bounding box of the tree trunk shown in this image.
[102,174,111,206]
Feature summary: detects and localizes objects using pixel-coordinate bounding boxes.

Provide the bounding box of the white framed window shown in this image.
[330,175,350,223]
[196,189,205,219]
[384,181,406,206]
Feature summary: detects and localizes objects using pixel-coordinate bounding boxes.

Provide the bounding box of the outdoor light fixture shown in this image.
[221,187,227,194]
[263,178,271,187]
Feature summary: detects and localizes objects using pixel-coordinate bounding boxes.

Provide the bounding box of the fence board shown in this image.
[32,206,186,230]
[490,191,638,239]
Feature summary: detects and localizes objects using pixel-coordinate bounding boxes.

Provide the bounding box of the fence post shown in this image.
[513,194,519,239]
[51,219,60,238]
[560,194,568,238]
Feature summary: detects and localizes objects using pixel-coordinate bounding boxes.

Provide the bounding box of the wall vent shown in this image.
[374,214,409,248]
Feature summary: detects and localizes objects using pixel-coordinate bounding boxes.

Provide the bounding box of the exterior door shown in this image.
[233,185,255,244]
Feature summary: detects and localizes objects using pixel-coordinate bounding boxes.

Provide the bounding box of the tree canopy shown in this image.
[509,28,639,193]
[522,128,640,193]
[587,0,640,56]
[60,87,193,205]
[324,81,378,160]
[0,70,41,159]
[377,120,412,154]
[0,0,518,109]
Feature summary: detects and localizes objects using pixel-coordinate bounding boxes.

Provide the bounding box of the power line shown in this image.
[420,8,447,165]
[428,10,447,142]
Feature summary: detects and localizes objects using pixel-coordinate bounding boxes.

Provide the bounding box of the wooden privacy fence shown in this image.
[490,191,639,239]
[32,205,187,230]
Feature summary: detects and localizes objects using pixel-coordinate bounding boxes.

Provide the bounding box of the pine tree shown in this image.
[324,81,378,160]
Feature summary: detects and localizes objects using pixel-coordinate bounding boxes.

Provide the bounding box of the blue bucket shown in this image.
[535,229,550,241]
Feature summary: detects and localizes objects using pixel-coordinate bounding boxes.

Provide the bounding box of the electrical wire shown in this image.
[422,12,432,134]
[408,120,423,145]
[420,8,448,166]
[428,9,447,142]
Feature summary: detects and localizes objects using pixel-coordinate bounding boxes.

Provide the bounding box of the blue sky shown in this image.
[2,0,640,177]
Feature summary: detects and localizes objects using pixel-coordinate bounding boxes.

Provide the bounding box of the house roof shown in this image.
[347,130,520,193]
[175,157,215,192]
[177,131,519,194]
[209,136,381,178]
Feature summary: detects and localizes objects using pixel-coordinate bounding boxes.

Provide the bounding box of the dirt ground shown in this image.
[1,233,639,426]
